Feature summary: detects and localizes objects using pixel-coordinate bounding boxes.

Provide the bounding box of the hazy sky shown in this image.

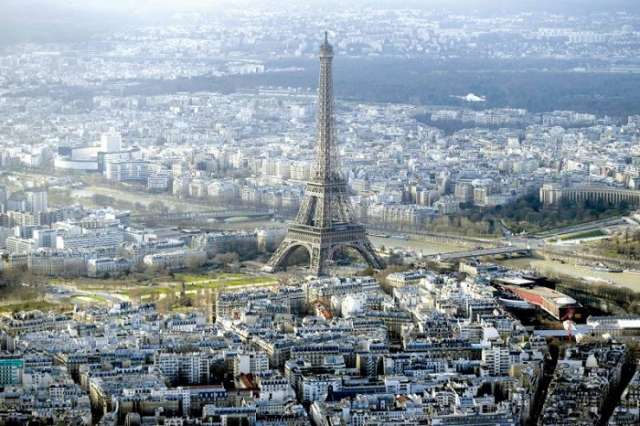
[2,0,639,46]
[6,0,640,14]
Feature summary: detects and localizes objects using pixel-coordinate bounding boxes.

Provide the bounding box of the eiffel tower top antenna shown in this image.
[315,31,336,185]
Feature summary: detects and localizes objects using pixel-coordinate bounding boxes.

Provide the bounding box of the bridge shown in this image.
[422,246,532,262]
[130,210,274,224]
[533,216,625,239]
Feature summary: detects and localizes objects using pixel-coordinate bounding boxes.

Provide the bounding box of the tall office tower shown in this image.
[266,33,384,276]
[0,186,7,212]
[25,189,48,214]
[101,129,122,153]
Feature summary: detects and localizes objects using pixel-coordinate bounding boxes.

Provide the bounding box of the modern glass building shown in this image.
[0,358,23,385]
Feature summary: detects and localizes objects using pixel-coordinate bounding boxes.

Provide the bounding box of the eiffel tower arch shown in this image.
[265,33,385,276]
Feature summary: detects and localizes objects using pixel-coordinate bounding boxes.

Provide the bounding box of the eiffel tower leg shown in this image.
[352,240,385,270]
[309,246,321,276]
[325,240,385,272]
[366,239,386,269]
[265,239,312,272]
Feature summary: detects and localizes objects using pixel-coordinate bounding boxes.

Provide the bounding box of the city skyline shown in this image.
[0,2,639,425]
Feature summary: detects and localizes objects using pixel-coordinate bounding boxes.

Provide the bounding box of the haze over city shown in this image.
[0,1,640,425]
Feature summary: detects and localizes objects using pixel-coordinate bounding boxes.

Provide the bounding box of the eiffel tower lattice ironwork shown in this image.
[265,33,385,276]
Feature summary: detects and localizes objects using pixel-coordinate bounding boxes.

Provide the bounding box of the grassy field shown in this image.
[584,230,640,262]
[50,277,140,291]
[174,272,245,282]
[0,272,279,315]
[187,276,276,289]
[0,300,72,314]
[48,272,278,305]
[558,229,607,241]
[68,295,109,305]
[126,273,277,299]
[126,272,278,314]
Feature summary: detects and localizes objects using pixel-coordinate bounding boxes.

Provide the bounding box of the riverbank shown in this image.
[499,257,640,292]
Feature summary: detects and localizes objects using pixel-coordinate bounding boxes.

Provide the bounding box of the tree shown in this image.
[91,194,115,207]
[386,252,404,266]
[148,200,169,214]
[185,255,205,272]
[144,263,165,277]
[0,269,25,287]
[213,252,240,271]
[359,266,376,276]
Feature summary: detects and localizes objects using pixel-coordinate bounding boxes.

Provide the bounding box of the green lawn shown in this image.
[174,273,214,282]
[0,300,71,314]
[175,272,246,283]
[558,229,607,241]
[39,272,278,307]
[69,295,109,304]
[187,276,276,289]
[123,274,277,299]
[125,286,174,298]
[50,277,139,291]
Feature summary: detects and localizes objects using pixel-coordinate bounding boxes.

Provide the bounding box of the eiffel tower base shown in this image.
[264,223,384,276]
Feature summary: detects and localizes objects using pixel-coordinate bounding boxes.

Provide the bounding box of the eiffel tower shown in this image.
[265,33,385,276]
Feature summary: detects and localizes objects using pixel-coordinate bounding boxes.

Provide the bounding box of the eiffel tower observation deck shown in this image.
[265,32,385,276]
